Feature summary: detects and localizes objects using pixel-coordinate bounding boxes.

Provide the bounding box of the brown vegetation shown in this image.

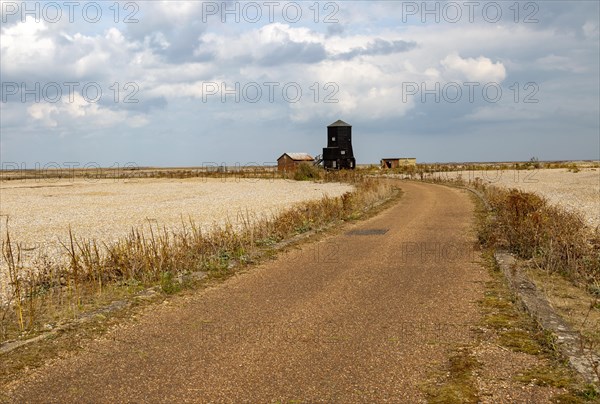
[477,187,600,288]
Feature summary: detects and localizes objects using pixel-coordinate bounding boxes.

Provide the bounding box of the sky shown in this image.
[1,0,599,167]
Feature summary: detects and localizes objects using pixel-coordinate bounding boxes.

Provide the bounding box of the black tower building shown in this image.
[322,120,356,170]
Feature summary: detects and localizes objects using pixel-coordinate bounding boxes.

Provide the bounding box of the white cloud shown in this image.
[287,59,417,122]
[1,18,142,82]
[199,23,325,64]
[27,103,59,127]
[441,54,507,83]
[0,17,56,75]
[27,94,148,129]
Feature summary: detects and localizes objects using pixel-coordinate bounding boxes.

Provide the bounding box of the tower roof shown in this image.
[327,119,351,127]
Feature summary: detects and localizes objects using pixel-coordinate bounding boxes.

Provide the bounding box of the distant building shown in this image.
[322,120,356,170]
[381,158,417,169]
[277,153,314,172]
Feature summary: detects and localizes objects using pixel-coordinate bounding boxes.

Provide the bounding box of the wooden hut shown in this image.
[277,153,314,172]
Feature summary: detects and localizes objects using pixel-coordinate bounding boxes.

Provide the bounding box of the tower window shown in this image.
[332,137,335,141]
[341,150,346,155]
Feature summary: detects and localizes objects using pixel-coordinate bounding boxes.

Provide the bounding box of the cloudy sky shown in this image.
[1,1,599,167]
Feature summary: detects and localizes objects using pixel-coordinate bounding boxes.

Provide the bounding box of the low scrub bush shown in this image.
[293,163,321,181]
[478,187,600,285]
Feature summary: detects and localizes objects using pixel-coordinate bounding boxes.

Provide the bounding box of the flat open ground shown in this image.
[0,178,353,246]
[431,168,600,230]
[0,178,353,297]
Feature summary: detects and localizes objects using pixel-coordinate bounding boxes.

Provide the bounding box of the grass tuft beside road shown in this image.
[424,347,480,404]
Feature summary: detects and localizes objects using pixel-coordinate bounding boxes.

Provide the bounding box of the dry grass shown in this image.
[381,160,600,175]
[0,174,394,343]
[0,164,377,183]
[0,165,280,182]
[422,168,600,230]
[525,268,600,358]
[477,187,600,287]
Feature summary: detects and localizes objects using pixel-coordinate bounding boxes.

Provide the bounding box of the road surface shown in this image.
[6,181,489,403]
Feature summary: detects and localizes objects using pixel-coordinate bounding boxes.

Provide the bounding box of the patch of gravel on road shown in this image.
[431,168,600,230]
[0,178,353,299]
